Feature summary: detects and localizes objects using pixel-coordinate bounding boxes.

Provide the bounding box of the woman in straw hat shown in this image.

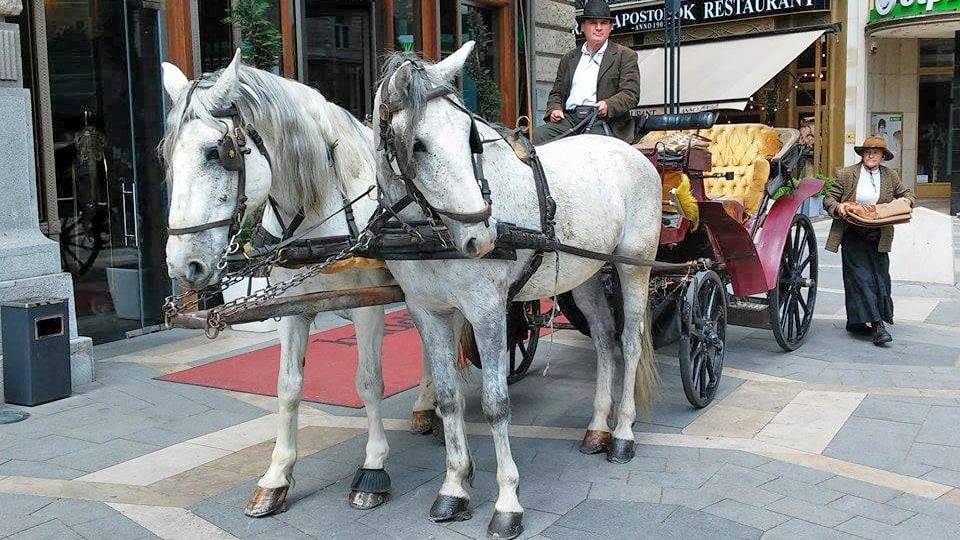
[823,136,915,346]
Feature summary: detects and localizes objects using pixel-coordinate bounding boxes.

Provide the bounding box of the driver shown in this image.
[533,0,640,144]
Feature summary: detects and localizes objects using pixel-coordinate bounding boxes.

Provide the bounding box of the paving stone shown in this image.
[355,478,479,539]
[915,406,960,447]
[0,435,97,462]
[824,417,919,471]
[0,459,86,480]
[48,438,160,473]
[658,505,762,539]
[558,458,631,483]
[553,499,674,537]
[540,524,594,540]
[889,493,960,525]
[122,427,193,447]
[894,513,960,538]
[695,448,771,469]
[828,495,915,525]
[761,477,844,505]
[659,487,724,510]
[701,463,779,491]
[587,480,660,503]
[626,469,707,489]
[921,467,960,488]
[764,497,854,527]
[907,442,960,471]
[31,499,119,527]
[0,492,56,517]
[762,518,862,539]
[513,476,590,515]
[191,499,287,538]
[835,516,899,539]
[7,519,83,540]
[444,501,560,540]
[852,397,930,424]
[0,514,54,537]
[69,513,157,540]
[702,499,789,531]
[755,461,835,485]
[243,525,316,539]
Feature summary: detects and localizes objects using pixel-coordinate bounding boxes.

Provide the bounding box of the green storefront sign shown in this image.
[870,0,960,22]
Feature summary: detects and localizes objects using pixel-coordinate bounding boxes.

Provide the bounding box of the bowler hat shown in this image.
[577,0,614,24]
[854,135,894,161]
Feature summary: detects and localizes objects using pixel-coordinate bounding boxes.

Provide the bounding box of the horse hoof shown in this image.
[410,410,437,434]
[606,438,636,464]
[579,430,612,455]
[428,495,472,522]
[486,511,524,540]
[349,468,391,510]
[244,485,290,517]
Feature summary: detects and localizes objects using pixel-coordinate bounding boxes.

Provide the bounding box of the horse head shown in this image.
[375,41,497,259]
[160,50,273,290]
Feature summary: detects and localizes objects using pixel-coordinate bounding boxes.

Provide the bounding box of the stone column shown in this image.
[0,0,93,402]
[534,0,576,125]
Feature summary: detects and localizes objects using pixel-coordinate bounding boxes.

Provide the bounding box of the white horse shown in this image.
[160,51,438,517]
[373,42,662,538]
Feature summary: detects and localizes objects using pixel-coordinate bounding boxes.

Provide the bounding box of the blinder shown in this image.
[217,127,247,172]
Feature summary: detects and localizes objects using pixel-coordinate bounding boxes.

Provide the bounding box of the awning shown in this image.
[634,28,828,113]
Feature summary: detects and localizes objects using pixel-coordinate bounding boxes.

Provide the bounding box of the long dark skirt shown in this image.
[840,226,894,325]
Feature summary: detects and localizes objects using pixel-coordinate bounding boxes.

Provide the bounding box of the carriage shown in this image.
[462,110,821,408]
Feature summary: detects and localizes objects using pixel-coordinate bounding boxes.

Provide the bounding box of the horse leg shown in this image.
[608,264,659,464]
[407,306,474,523]
[349,305,393,510]
[571,276,619,455]
[470,310,524,540]
[245,314,312,517]
[410,352,439,435]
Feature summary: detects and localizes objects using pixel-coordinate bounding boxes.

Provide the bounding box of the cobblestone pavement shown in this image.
[1,217,959,539]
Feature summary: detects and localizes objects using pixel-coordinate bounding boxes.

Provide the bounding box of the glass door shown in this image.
[301,0,374,120]
[44,0,166,343]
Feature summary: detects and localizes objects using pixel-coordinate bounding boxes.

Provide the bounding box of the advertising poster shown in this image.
[871,112,903,176]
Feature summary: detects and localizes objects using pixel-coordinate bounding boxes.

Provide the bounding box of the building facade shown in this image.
[844,0,960,212]
[10,1,541,345]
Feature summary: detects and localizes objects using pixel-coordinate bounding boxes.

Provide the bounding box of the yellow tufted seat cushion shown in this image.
[642,124,782,216]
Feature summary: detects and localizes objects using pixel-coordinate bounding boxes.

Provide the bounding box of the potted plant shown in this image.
[224,0,283,72]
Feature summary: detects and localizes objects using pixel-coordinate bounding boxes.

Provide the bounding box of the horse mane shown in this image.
[160,65,374,215]
[377,52,459,171]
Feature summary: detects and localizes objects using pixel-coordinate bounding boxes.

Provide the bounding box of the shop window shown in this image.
[920,39,954,69]
[199,0,234,72]
[394,0,420,52]
[917,73,952,184]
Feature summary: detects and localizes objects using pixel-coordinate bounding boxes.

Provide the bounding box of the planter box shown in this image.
[800,195,825,218]
[221,277,279,333]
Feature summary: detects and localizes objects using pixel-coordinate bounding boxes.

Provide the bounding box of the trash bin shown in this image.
[1,298,71,406]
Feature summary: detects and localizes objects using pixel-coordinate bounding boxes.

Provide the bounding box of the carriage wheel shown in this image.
[462,300,542,385]
[59,210,106,277]
[679,270,727,409]
[768,214,818,351]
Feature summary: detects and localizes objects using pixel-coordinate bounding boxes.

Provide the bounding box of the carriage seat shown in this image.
[641,123,782,217]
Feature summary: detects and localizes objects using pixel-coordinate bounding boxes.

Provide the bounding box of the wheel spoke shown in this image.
[698,356,710,397]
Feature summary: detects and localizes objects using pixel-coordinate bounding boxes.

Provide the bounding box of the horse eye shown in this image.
[205,148,220,162]
[412,140,427,154]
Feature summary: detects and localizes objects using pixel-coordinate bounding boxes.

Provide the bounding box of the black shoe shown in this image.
[872,322,892,346]
[846,323,872,336]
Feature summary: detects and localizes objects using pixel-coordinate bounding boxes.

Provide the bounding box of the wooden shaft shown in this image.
[167,286,406,330]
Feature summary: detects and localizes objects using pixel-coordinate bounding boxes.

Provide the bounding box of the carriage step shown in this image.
[727,299,771,329]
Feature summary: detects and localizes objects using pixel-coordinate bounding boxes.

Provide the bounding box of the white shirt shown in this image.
[565,41,609,110]
[856,165,881,205]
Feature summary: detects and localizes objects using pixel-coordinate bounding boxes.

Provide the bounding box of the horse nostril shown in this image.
[186,260,207,282]
[464,238,480,258]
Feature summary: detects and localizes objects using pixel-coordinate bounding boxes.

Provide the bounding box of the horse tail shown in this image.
[634,302,660,419]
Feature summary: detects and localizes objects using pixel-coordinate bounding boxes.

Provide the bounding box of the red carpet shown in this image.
[158,310,423,408]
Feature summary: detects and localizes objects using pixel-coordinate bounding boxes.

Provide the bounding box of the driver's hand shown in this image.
[596,101,609,118]
[837,202,849,217]
[549,109,565,123]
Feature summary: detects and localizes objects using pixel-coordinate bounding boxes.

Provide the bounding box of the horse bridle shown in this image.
[377,65,493,226]
[167,81,272,246]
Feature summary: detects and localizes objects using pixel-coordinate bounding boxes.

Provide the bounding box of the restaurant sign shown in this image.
[870,0,960,23]
[586,0,831,35]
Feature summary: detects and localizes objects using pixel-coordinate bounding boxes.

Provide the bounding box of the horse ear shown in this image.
[207,48,243,107]
[428,40,475,83]
[162,62,190,102]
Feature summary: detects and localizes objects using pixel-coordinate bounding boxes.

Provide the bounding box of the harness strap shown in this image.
[168,217,236,236]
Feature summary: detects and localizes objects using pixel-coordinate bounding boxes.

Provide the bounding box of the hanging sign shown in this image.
[578,0,831,35]
[870,0,960,23]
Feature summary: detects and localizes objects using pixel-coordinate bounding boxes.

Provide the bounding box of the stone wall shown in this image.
[533,0,576,124]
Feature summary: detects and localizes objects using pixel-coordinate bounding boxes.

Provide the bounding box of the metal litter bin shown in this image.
[2,298,71,406]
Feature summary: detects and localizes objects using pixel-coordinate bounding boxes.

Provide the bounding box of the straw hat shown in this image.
[854,135,894,161]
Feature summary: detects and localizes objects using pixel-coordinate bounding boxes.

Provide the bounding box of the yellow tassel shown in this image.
[319,257,388,274]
